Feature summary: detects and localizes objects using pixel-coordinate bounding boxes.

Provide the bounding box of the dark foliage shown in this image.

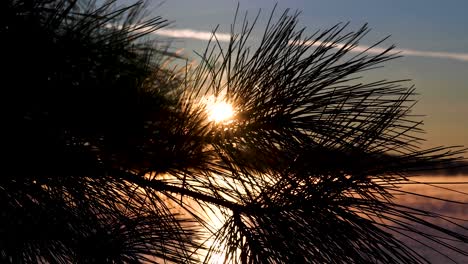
[1,0,466,263]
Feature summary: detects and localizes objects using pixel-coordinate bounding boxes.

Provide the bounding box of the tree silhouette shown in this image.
[1,0,467,263]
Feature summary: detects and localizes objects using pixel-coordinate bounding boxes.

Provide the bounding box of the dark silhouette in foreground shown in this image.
[1,0,466,263]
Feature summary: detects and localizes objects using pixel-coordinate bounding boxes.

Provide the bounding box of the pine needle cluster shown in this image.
[1,1,466,263]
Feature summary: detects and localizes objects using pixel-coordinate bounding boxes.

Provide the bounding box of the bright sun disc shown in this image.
[207,100,234,123]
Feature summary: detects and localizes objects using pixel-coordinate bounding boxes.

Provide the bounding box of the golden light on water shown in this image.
[205,97,234,123]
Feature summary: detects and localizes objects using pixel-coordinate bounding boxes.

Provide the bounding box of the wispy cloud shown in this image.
[295,40,468,62]
[153,28,468,62]
[155,29,231,42]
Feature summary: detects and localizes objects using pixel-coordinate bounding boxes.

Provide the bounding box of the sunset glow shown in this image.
[207,99,234,123]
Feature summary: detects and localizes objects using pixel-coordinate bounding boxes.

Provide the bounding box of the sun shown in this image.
[206,99,234,123]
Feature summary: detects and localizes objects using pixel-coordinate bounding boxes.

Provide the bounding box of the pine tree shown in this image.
[1,0,466,263]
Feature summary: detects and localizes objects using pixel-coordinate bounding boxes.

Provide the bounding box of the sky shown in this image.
[141,0,468,151]
[120,1,468,261]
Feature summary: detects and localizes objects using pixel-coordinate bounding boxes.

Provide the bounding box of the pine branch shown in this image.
[1,0,467,263]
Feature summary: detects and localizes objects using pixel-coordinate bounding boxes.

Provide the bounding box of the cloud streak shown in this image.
[153,28,468,62]
[155,29,231,42]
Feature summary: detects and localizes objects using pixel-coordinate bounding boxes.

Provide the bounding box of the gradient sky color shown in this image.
[145,0,468,149]
[118,2,468,261]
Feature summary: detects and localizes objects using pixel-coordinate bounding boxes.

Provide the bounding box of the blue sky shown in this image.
[116,2,467,261]
[146,0,468,149]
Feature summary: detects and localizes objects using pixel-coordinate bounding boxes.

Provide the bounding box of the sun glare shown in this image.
[207,99,234,123]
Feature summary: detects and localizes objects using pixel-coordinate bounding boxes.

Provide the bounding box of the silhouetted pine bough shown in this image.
[1,0,467,263]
